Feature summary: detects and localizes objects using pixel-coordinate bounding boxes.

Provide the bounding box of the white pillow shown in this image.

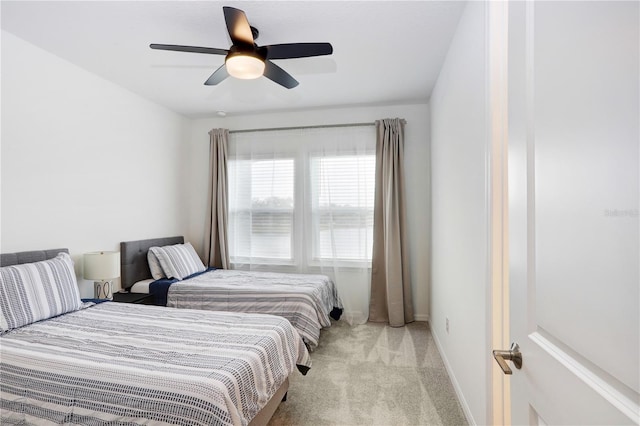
[149,242,206,280]
[0,252,83,333]
[130,278,155,293]
[147,249,166,280]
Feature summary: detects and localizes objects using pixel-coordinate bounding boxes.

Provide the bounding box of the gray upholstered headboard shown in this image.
[120,236,184,290]
[0,248,69,267]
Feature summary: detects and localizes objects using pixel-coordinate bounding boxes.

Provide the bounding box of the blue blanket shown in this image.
[149,267,215,306]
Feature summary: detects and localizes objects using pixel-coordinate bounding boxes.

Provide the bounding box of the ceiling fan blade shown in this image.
[263,60,299,89]
[265,43,333,60]
[204,64,229,86]
[223,6,254,45]
[150,44,228,55]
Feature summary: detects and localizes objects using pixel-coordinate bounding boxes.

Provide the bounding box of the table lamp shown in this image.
[84,251,120,300]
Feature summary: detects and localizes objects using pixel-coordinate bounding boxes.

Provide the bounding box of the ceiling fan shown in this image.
[150,6,333,89]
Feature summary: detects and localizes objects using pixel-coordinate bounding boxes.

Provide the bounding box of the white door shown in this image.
[505,1,639,425]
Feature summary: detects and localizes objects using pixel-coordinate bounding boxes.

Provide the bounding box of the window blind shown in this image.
[228,125,376,267]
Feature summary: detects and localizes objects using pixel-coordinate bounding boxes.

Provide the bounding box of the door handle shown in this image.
[493,342,523,375]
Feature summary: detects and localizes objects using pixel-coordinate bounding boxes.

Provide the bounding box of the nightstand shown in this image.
[112,292,155,305]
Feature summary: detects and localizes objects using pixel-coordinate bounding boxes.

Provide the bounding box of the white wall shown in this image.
[1,31,190,297]
[429,2,489,425]
[0,29,430,317]
[187,103,431,321]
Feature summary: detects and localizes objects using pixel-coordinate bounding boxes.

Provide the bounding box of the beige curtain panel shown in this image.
[204,128,230,269]
[369,118,414,326]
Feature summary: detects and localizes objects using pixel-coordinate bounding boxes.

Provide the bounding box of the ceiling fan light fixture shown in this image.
[225,52,265,80]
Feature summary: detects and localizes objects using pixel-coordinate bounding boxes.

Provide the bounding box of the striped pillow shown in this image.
[149,243,205,280]
[0,252,83,333]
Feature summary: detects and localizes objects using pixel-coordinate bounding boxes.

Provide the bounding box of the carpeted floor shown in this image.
[268,321,468,426]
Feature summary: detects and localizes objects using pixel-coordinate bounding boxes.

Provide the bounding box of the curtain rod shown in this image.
[229,122,375,134]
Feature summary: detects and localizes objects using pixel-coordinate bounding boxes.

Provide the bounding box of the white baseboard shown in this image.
[343,313,430,323]
[430,329,477,426]
[342,312,429,324]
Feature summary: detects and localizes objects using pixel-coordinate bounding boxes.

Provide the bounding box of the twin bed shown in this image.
[0,248,311,425]
[120,236,343,350]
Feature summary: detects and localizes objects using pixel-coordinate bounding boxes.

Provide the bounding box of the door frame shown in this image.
[486,1,511,424]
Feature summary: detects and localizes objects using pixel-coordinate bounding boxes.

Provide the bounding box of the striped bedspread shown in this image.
[1,302,311,426]
[166,269,343,350]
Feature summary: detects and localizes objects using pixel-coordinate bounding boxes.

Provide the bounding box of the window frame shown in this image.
[227,128,376,270]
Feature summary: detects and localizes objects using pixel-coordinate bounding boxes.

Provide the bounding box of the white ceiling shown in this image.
[1,1,465,118]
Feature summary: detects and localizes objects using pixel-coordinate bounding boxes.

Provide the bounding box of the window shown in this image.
[310,155,375,262]
[228,126,376,268]
[228,157,295,263]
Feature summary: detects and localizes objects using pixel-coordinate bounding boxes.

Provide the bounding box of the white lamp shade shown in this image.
[84,251,120,280]
[226,54,265,79]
